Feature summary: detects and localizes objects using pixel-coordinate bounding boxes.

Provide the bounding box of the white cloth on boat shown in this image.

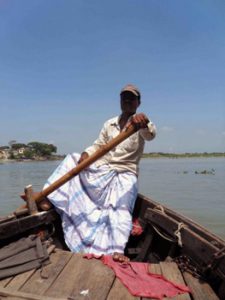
[44,153,138,255]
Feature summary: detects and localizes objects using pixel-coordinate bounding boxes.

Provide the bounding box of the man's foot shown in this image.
[113,252,130,264]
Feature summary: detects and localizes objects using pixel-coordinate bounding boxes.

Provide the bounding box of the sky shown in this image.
[0,0,225,154]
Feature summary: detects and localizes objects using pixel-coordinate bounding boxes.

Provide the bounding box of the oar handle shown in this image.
[33,124,138,203]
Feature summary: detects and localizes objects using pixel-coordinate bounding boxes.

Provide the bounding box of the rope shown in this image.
[174,223,187,247]
[153,205,165,214]
[152,205,188,247]
[151,224,176,243]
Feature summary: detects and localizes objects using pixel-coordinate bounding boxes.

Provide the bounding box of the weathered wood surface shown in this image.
[0,249,220,300]
[107,278,140,300]
[141,263,191,300]
[45,252,115,299]
[24,185,38,215]
[142,263,161,300]
[160,262,191,300]
[20,249,73,295]
[183,271,219,300]
[5,269,36,291]
[0,276,12,288]
[136,192,225,268]
[144,208,225,276]
[0,287,66,300]
[135,226,154,262]
[0,210,58,240]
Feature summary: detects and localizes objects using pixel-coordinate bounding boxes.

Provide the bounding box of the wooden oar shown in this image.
[21,124,139,212]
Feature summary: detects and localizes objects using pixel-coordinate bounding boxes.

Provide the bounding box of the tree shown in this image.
[27,142,57,157]
[11,143,27,150]
[8,140,17,148]
[23,149,34,159]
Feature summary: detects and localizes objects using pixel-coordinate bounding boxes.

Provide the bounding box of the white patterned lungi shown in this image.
[44,153,138,255]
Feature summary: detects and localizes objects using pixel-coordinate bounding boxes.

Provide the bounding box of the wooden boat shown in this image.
[0,193,224,300]
[0,128,224,299]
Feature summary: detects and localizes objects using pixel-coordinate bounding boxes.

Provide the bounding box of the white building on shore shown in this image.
[0,146,10,159]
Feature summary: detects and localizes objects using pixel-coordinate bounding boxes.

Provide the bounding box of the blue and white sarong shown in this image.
[44,153,138,255]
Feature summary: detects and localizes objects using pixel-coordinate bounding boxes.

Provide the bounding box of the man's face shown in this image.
[120,91,140,114]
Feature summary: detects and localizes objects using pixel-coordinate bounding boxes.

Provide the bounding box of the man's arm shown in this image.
[140,120,156,141]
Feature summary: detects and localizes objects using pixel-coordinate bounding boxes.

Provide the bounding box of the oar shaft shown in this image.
[33,125,138,202]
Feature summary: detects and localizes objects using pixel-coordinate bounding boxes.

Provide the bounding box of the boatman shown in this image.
[43,84,156,262]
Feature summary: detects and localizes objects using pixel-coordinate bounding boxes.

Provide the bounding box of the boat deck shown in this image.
[0,249,219,300]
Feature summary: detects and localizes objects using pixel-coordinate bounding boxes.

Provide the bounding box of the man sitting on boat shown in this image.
[43,84,156,262]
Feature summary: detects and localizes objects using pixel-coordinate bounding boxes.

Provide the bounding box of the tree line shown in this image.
[9,141,57,159]
[142,152,225,158]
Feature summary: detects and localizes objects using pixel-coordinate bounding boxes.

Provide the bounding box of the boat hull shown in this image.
[0,194,224,299]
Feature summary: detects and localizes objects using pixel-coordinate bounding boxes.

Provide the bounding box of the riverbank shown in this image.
[142,152,225,159]
[1,153,225,163]
[0,155,65,163]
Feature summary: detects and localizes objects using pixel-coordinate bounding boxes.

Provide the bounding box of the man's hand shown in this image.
[125,113,149,130]
[78,152,89,164]
[132,113,149,128]
[20,192,52,211]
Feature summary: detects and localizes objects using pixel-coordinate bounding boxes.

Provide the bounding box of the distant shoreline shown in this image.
[1,153,225,163]
[142,152,225,159]
[0,155,65,163]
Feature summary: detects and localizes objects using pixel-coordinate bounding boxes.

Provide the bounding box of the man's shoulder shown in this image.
[104,116,119,125]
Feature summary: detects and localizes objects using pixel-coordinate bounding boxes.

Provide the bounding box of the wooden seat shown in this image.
[0,249,220,300]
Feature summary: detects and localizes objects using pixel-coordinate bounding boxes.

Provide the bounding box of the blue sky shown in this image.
[1,0,225,154]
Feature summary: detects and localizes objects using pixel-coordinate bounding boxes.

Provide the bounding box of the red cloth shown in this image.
[131,218,144,236]
[85,254,190,299]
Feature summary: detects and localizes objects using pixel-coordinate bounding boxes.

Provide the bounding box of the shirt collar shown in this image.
[110,114,135,129]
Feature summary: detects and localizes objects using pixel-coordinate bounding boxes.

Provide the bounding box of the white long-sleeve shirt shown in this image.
[85,115,156,175]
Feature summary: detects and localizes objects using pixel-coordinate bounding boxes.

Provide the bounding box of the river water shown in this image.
[0,157,224,239]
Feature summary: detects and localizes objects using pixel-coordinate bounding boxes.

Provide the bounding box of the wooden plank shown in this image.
[0,214,15,224]
[107,278,139,300]
[135,226,154,261]
[149,263,162,275]
[24,185,38,215]
[6,269,36,291]
[108,264,163,300]
[0,276,12,288]
[45,253,115,299]
[0,286,66,300]
[19,249,72,295]
[141,264,162,300]
[0,243,56,291]
[160,262,191,300]
[0,210,57,240]
[183,271,219,300]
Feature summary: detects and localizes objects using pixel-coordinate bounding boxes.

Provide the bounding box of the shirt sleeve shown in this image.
[84,121,109,156]
[140,120,157,141]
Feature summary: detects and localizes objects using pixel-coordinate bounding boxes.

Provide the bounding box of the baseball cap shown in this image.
[120,84,141,101]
